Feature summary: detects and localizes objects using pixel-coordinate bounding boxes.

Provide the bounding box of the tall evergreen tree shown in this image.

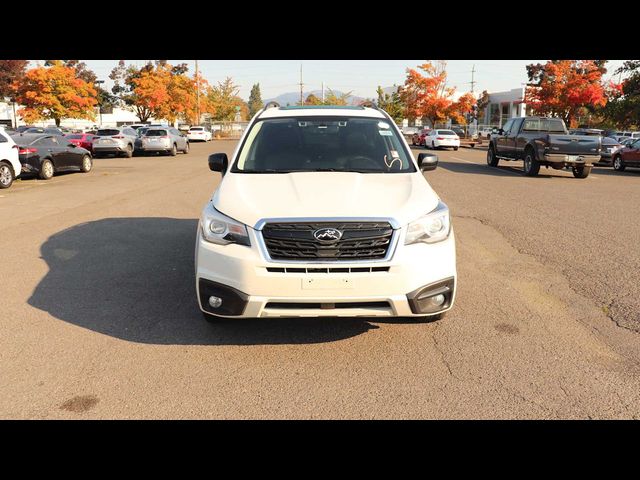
[248,83,263,118]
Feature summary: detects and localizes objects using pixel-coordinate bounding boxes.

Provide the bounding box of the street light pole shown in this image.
[195,59,200,125]
[95,79,105,127]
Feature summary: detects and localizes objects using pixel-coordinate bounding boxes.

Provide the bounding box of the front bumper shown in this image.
[195,225,457,318]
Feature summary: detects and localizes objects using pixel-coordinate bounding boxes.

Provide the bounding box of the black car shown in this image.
[11,133,93,180]
[23,127,65,136]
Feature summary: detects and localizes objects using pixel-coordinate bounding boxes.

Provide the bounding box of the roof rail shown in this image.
[358,100,379,110]
[263,101,280,110]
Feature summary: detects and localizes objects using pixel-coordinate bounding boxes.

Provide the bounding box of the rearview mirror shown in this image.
[417,153,438,171]
[208,153,228,174]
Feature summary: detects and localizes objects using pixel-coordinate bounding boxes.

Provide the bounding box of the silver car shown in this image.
[138,127,189,156]
[93,127,138,158]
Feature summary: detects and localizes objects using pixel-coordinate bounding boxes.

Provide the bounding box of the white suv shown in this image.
[195,104,457,321]
[0,127,21,189]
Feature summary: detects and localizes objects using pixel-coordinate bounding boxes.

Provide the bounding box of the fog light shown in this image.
[208,296,223,308]
[430,294,446,306]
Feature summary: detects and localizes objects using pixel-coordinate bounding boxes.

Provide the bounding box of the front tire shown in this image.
[80,155,92,173]
[170,144,177,156]
[0,162,14,189]
[572,165,591,178]
[454,146,459,151]
[613,155,626,171]
[182,142,189,154]
[487,146,499,167]
[523,150,540,176]
[39,159,54,180]
[123,144,133,158]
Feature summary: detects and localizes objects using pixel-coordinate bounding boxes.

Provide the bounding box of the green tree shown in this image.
[601,60,640,129]
[248,83,263,118]
[323,87,352,106]
[209,77,243,121]
[376,85,405,122]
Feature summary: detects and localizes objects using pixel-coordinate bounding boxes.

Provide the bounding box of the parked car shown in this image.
[479,127,494,139]
[10,133,93,180]
[597,137,623,164]
[126,123,147,131]
[133,127,150,155]
[187,126,212,142]
[401,126,419,136]
[620,137,636,147]
[424,129,460,150]
[138,127,189,156]
[452,127,466,137]
[92,127,137,158]
[196,104,455,322]
[612,138,640,171]
[0,127,21,189]
[411,128,431,146]
[23,127,65,136]
[487,116,601,178]
[65,133,96,153]
[15,125,35,134]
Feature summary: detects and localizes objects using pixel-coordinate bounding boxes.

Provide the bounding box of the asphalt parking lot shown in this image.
[1,140,639,419]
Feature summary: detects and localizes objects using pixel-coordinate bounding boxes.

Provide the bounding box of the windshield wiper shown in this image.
[238,169,305,174]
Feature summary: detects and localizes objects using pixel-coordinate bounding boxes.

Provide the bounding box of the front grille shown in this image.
[261,222,394,261]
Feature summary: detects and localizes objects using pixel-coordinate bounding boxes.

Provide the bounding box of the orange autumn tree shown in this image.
[448,92,477,124]
[131,62,173,121]
[400,61,456,127]
[14,60,97,126]
[525,60,608,128]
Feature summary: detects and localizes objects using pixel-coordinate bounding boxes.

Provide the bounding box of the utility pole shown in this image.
[321,81,324,103]
[195,59,200,125]
[470,64,476,94]
[299,64,304,105]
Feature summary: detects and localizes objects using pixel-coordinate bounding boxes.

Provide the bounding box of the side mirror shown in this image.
[417,153,438,171]
[208,153,228,174]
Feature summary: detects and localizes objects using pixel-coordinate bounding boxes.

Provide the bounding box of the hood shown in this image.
[212,172,440,229]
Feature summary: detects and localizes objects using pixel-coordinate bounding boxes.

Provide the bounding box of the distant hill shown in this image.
[264,90,370,107]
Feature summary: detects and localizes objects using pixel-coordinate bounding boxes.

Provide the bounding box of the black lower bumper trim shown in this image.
[198,278,249,316]
[406,277,455,315]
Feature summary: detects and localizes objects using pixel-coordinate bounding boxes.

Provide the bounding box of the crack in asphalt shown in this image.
[454,213,639,336]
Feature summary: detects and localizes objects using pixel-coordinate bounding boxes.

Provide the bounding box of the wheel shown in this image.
[39,159,54,180]
[80,155,92,173]
[613,155,626,171]
[123,144,133,158]
[572,165,591,178]
[523,150,540,176]
[182,142,189,154]
[170,144,177,156]
[0,162,14,189]
[412,138,416,146]
[454,146,459,151]
[487,147,499,167]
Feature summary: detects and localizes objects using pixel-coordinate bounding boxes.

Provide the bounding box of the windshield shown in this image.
[437,130,456,136]
[96,129,120,137]
[66,134,83,139]
[232,116,415,173]
[190,127,204,131]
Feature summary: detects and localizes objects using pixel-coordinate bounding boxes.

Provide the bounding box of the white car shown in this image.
[187,126,212,142]
[425,129,460,150]
[479,127,493,139]
[0,127,21,189]
[195,104,457,321]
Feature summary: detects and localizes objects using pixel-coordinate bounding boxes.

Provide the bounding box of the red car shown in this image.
[65,133,95,153]
[411,128,431,146]
[612,138,640,171]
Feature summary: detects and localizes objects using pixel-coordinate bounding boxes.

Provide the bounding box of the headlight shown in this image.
[405,200,451,245]
[200,203,251,246]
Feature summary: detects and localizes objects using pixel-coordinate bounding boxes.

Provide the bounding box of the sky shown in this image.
[31,60,628,101]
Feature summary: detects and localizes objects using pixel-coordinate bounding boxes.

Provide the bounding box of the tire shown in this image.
[454,146,459,151]
[182,142,189,154]
[0,162,14,189]
[572,165,591,178]
[613,155,626,171]
[487,146,499,167]
[170,144,177,156]
[123,144,133,158]
[412,138,416,146]
[39,159,54,180]
[523,149,540,176]
[80,155,92,173]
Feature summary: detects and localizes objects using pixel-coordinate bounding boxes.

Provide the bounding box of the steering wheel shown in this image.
[347,156,379,170]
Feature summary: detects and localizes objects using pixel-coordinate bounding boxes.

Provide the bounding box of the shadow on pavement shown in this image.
[28,217,423,346]
[436,159,572,179]
[591,166,640,176]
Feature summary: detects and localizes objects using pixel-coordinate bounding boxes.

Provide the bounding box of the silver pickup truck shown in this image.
[486,117,601,178]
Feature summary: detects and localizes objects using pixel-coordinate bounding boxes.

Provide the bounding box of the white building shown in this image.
[481,87,528,127]
[0,101,169,129]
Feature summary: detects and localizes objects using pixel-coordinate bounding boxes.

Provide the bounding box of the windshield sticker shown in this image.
[379,130,392,136]
[378,122,390,129]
